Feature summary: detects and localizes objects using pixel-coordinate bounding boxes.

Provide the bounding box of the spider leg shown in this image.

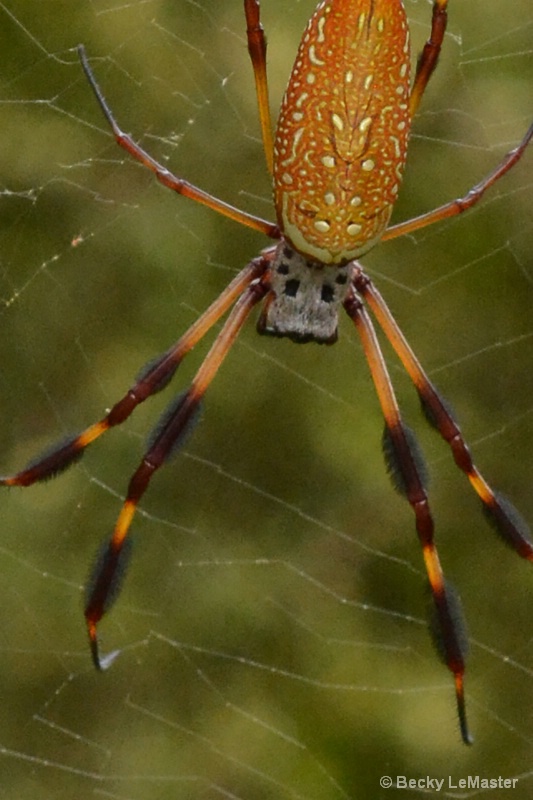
[0,256,270,488]
[77,45,280,240]
[245,0,274,174]
[344,286,472,746]
[84,275,269,670]
[354,267,533,559]
[383,122,533,241]
[410,0,448,116]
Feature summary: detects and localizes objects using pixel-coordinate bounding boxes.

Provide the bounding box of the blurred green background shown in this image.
[0,0,532,797]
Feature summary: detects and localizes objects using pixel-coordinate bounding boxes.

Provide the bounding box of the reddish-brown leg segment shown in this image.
[244,0,274,174]
[1,256,270,489]
[344,285,472,745]
[384,123,533,242]
[84,274,270,669]
[353,267,533,560]
[78,45,279,240]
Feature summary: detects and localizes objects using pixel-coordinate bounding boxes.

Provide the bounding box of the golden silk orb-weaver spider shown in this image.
[2,0,532,744]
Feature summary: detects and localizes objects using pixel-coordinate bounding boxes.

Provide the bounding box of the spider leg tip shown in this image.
[459,705,474,746]
[462,730,474,747]
[87,619,121,672]
[454,673,474,746]
[89,639,121,672]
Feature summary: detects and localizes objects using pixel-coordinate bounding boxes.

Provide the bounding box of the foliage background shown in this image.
[0,0,532,796]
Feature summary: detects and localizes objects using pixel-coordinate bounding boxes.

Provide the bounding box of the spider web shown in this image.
[0,0,532,796]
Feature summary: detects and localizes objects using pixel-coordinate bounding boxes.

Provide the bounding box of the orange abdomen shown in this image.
[273,0,412,265]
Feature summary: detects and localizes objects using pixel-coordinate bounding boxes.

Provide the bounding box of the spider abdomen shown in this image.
[273,0,412,265]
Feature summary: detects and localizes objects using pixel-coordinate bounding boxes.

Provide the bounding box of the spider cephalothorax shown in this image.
[258,244,351,343]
